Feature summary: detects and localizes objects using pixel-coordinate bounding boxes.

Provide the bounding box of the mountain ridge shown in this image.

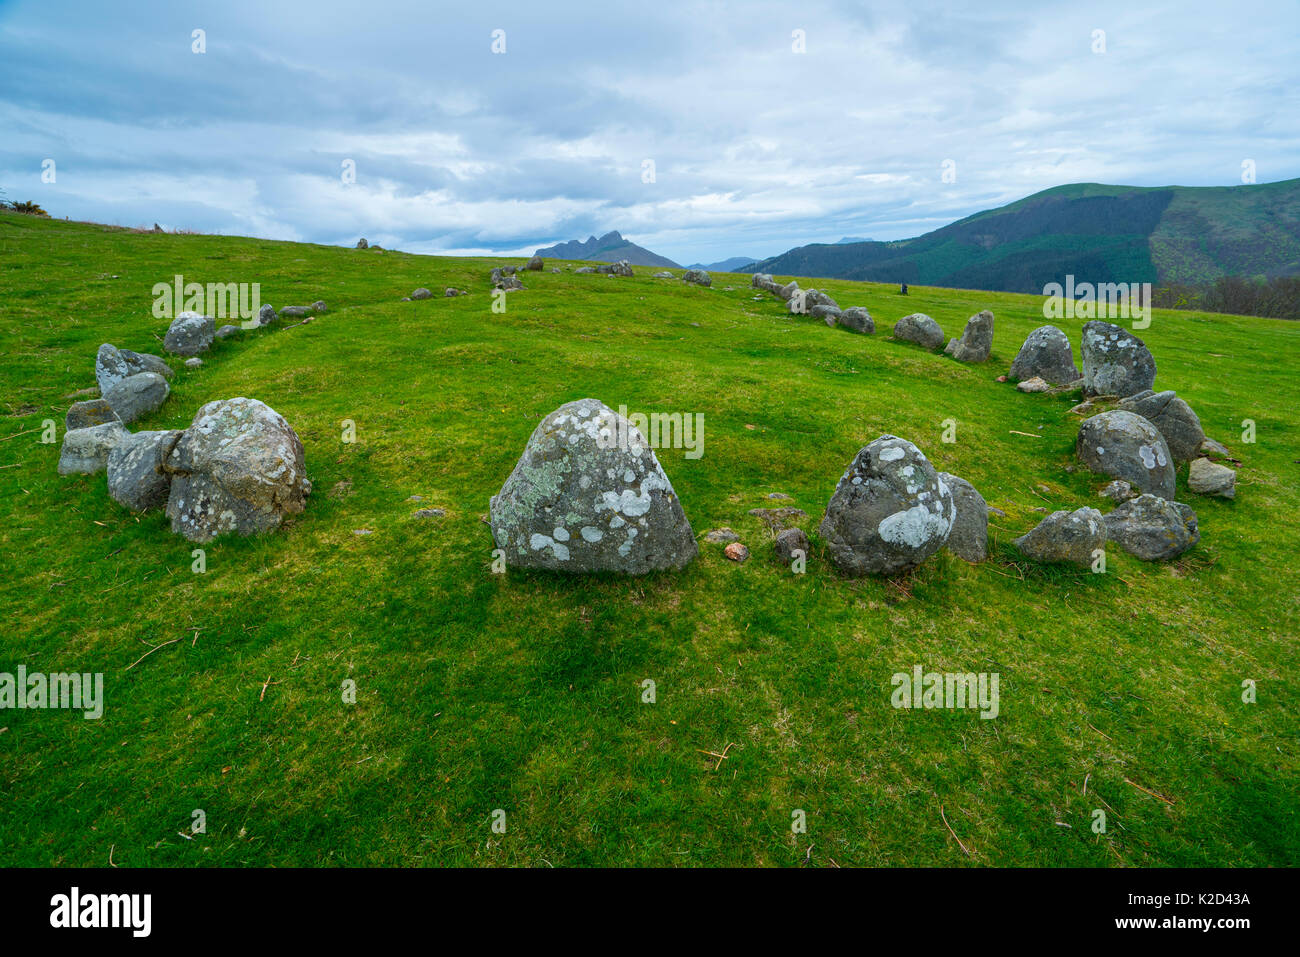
[749,178,1300,293]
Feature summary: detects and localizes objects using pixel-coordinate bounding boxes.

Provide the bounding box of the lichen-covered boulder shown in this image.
[163,312,216,356]
[526,255,544,271]
[1014,507,1105,566]
[944,310,994,363]
[58,422,130,475]
[777,280,799,302]
[96,343,173,393]
[411,288,433,300]
[1008,326,1080,385]
[682,269,712,286]
[597,260,634,277]
[818,435,955,576]
[489,399,697,574]
[103,371,169,424]
[163,397,311,542]
[107,430,183,511]
[751,273,774,289]
[257,304,277,325]
[893,313,945,350]
[66,398,121,431]
[1118,390,1204,462]
[938,472,988,562]
[1103,494,1198,561]
[839,307,874,334]
[1076,410,1175,499]
[1081,320,1156,397]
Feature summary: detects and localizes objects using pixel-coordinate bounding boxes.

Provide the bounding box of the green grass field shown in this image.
[1,210,1296,867]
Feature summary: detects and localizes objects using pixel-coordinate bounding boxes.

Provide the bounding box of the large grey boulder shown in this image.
[944,310,994,363]
[215,324,240,339]
[893,313,945,350]
[356,238,368,249]
[410,288,433,300]
[1008,326,1080,385]
[1014,507,1105,566]
[257,304,277,325]
[1076,410,1176,499]
[682,269,711,286]
[818,435,955,576]
[107,429,183,511]
[1081,320,1156,397]
[103,371,169,424]
[938,472,988,562]
[58,422,131,475]
[163,398,311,542]
[597,260,633,277]
[1188,457,1236,499]
[96,343,172,393]
[164,312,216,356]
[811,304,842,325]
[66,398,120,431]
[838,307,874,334]
[526,255,544,271]
[575,266,596,274]
[751,273,774,289]
[776,280,799,302]
[1103,494,1199,561]
[489,398,697,574]
[1118,390,1204,462]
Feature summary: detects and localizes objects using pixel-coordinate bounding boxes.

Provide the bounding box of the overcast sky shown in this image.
[2,0,1297,263]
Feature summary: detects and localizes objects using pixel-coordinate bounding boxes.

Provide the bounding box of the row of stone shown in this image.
[487,398,1212,577]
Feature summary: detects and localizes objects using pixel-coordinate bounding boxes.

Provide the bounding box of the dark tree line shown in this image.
[1153,275,1300,321]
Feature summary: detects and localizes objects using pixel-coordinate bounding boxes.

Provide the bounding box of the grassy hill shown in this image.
[753,179,1300,292]
[1,210,1297,867]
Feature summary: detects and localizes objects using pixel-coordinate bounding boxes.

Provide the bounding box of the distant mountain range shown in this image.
[749,179,1300,293]
[687,256,759,272]
[534,230,679,268]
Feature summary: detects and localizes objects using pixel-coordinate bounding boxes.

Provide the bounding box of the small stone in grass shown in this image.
[724,542,749,562]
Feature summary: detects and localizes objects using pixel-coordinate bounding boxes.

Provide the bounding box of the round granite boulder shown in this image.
[818,435,955,576]
[893,313,945,350]
[1102,494,1199,561]
[489,399,697,575]
[1014,507,1106,566]
[164,312,216,356]
[163,397,311,542]
[838,307,875,334]
[103,371,170,424]
[1076,410,1175,500]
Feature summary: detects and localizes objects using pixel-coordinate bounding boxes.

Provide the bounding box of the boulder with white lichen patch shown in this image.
[163,397,311,542]
[1080,320,1156,397]
[1076,410,1176,499]
[818,435,955,576]
[488,398,697,574]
